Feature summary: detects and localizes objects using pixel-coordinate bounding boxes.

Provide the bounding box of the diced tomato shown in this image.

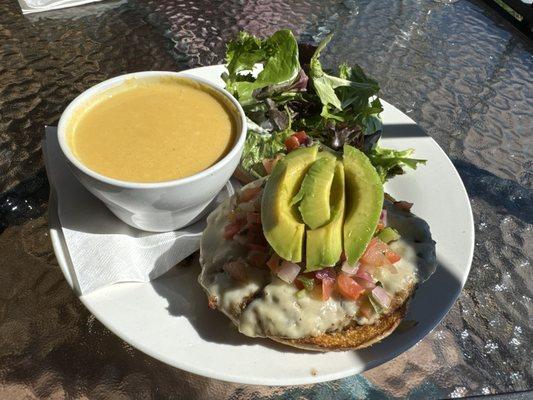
[240,186,261,203]
[284,135,300,151]
[247,250,268,268]
[245,224,267,247]
[358,298,374,318]
[294,279,304,290]
[321,278,335,301]
[313,268,336,300]
[360,238,385,266]
[360,238,398,267]
[292,131,308,144]
[385,248,401,263]
[262,155,282,174]
[223,218,245,240]
[266,254,280,273]
[224,260,247,282]
[246,212,261,225]
[374,238,390,252]
[337,273,364,300]
[246,243,267,253]
[358,263,377,276]
[394,201,413,212]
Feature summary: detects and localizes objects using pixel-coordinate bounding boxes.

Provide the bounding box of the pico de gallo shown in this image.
[221,181,412,318]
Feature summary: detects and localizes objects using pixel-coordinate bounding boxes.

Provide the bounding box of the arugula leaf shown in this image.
[367,147,427,182]
[223,30,300,106]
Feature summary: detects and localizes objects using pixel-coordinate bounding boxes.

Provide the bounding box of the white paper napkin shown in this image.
[43,126,234,295]
[18,0,102,14]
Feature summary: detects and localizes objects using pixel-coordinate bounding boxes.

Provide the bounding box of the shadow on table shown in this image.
[150,260,313,354]
[451,158,532,224]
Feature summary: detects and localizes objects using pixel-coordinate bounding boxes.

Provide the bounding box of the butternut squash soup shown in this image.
[67,77,237,183]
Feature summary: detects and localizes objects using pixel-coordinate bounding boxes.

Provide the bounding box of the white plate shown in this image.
[49,65,474,386]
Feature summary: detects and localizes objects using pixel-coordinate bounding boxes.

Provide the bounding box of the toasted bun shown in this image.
[271,284,414,351]
[203,278,415,351]
[273,304,406,351]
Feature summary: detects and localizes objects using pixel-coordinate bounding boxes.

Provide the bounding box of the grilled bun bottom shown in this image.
[272,284,414,351]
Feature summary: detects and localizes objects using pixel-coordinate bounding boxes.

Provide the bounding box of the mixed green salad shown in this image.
[221,29,425,182]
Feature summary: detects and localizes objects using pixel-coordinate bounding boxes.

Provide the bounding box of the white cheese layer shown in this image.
[199,188,435,339]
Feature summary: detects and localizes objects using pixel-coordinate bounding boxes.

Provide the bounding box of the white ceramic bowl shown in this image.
[57,71,247,232]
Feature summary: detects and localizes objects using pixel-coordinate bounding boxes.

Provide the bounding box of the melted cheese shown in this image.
[199,189,434,339]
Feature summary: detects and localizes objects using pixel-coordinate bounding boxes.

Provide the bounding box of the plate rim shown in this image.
[48,64,475,386]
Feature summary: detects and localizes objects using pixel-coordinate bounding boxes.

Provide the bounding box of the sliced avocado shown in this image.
[261,146,319,262]
[343,144,384,265]
[317,149,338,161]
[305,160,345,271]
[291,154,337,229]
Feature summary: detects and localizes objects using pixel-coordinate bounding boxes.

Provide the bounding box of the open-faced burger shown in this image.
[199,145,436,351]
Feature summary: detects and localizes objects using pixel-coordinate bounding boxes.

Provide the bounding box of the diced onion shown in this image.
[355,268,374,282]
[356,278,376,290]
[277,261,301,284]
[341,260,359,275]
[315,268,336,281]
[380,209,388,227]
[372,286,392,308]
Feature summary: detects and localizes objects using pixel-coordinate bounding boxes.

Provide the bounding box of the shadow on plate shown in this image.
[151,254,464,361]
[352,259,463,366]
[381,123,428,139]
[150,258,315,354]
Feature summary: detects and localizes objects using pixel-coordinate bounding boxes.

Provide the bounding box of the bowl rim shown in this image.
[57,71,247,189]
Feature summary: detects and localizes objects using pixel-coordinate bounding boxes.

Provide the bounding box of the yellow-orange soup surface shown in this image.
[67,77,237,182]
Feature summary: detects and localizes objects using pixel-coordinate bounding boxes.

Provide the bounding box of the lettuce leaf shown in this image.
[223,30,426,182]
[367,147,427,182]
[240,129,290,179]
[223,30,300,106]
[309,35,382,135]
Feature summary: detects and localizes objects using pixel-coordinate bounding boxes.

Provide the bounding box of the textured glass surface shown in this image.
[0,0,531,398]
